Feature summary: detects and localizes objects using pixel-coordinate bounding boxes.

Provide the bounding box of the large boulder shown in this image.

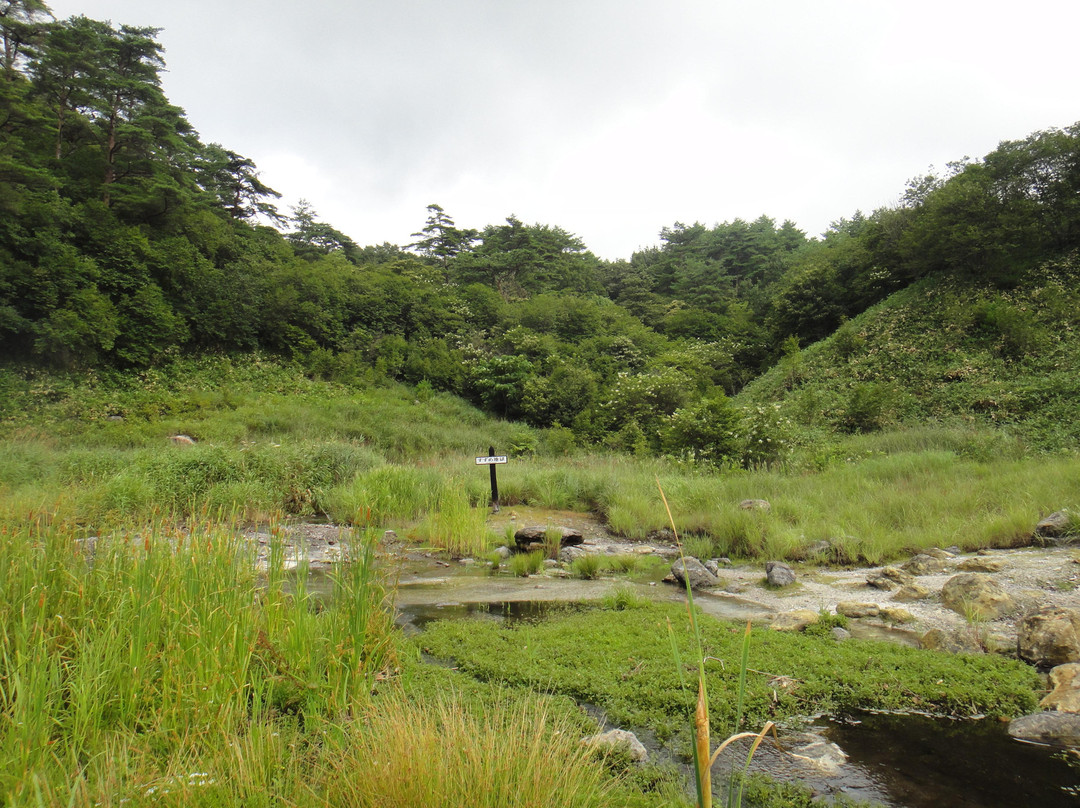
[514,525,584,551]
[941,573,1016,620]
[1017,606,1080,667]
[1040,663,1080,713]
[671,557,720,589]
[1008,711,1080,747]
[765,561,796,587]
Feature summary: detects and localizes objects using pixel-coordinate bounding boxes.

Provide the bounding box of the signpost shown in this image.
[476,446,508,512]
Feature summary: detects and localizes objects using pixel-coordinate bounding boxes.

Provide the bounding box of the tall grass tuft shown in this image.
[659,481,775,808]
[571,554,603,580]
[510,550,544,577]
[411,483,490,556]
[0,518,395,803]
[316,695,615,807]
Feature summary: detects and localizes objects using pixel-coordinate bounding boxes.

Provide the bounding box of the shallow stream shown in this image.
[309,563,1080,806]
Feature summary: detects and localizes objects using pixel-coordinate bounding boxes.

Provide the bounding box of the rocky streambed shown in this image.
[248,510,1080,807]
[249,507,1080,746]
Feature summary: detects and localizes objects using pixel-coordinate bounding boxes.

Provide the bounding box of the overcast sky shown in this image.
[46,0,1080,260]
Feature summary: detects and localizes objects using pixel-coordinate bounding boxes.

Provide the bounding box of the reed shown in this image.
[659,481,774,808]
[0,518,394,803]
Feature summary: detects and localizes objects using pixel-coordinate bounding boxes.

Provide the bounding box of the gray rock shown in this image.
[704,559,721,577]
[583,729,648,763]
[671,557,720,589]
[957,557,1004,573]
[1036,510,1074,542]
[765,560,796,587]
[558,545,587,564]
[739,499,771,511]
[920,628,985,654]
[925,547,956,560]
[866,567,914,590]
[790,540,833,561]
[941,573,1016,620]
[770,609,820,631]
[831,627,852,642]
[646,528,676,543]
[878,606,914,623]
[836,602,880,618]
[902,554,948,575]
[1008,711,1080,747]
[1017,606,1080,667]
[493,545,512,560]
[892,584,932,602]
[514,525,584,550]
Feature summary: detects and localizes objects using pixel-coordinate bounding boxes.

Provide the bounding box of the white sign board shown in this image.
[475,455,508,465]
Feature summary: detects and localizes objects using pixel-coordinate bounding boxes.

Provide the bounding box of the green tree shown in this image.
[408,203,477,266]
[468,353,534,418]
[1,0,50,77]
[287,199,359,260]
[197,143,283,223]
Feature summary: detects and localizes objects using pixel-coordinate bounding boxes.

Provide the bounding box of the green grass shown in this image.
[0,518,394,804]
[510,550,545,577]
[0,519,681,808]
[418,601,1041,745]
[2,355,1077,567]
[572,554,604,579]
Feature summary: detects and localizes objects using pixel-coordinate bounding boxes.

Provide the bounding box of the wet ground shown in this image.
[268,513,1080,806]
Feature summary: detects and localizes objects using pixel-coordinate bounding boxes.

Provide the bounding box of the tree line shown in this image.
[3,2,1079,460]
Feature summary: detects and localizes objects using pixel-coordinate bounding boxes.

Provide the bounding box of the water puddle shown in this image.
[822,712,1079,807]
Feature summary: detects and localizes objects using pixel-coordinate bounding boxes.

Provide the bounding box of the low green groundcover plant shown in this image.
[418,601,1040,744]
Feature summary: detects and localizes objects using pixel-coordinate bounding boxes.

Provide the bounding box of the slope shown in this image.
[737,254,1080,453]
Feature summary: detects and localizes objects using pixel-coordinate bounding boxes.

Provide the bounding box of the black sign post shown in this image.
[475,446,508,513]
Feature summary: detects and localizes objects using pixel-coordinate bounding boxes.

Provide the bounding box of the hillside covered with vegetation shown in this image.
[3,2,1080,465]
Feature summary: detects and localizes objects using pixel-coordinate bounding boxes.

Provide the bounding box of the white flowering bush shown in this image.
[739,403,796,469]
